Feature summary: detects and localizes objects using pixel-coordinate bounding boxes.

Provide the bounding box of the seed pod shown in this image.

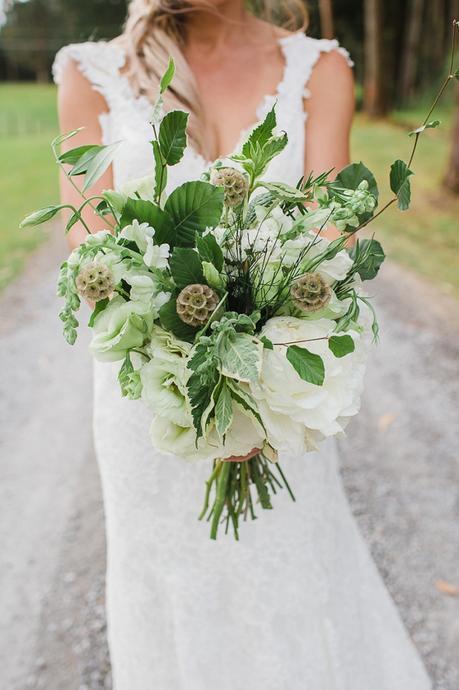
[75,261,114,302]
[176,283,219,327]
[290,273,332,313]
[210,167,249,208]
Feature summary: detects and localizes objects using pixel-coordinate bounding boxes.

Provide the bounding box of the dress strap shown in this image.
[52,41,129,110]
[279,33,353,101]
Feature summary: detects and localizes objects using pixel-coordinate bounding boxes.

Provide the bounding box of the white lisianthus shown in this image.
[303,233,353,283]
[125,274,170,314]
[254,203,293,236]
[140,344,191,426]
[250,315,370,453]
[90,296,154,362]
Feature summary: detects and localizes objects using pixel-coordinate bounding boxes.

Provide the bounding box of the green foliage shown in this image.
[164,181,224,247]
[214,381,234,438]
[170,247,204,288]
[66,142,120,192]
[408,120,441,136]
[187,340,220,438]
[20,204,67,227]
[88,297,109,327]
[196,233,224,271]
[256,181,307,203]
[158,299,198,342]
[160,59,176,93]
[119,199,174,245]
[216,332,263,383]
[328,334,355,358]
[158,110,189,166]
[286,345,325,386]
[390,160,414,211]
[232,106,288,183]
[118,353,142,399]
[349,238,385,280]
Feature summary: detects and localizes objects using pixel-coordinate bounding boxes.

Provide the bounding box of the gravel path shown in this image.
[1,230,458,690]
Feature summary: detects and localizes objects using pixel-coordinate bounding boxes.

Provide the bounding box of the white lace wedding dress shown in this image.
[53,33,431,690]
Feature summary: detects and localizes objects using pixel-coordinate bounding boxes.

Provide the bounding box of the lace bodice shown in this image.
[53,33,352,190]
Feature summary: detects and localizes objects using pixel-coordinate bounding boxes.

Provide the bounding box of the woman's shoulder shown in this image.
[52,39,126,87]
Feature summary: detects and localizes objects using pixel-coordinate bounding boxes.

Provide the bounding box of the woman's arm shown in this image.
[304,50,355,241]
[57,61,114,250]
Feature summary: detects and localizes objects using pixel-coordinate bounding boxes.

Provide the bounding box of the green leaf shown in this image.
[241,106,276,157]
[52,128,83,147]
[158,110,189,165]
[152,140,167,201]
[65,210,81,234]
[254,133,288,177]
[260,336,274,350]
[20,204,66,228]
[164,181,224,246]
[118,353,142,399]
[58,144,96,165]
[187,342,220,437]
[217,332,262,383]
[408,120,441,136]
[214,381,233,438]
[390,160,413,211]
[349,238,385,280]
[159,299,197,342]
[68,145,105,175]
[88,298,109,327]
[334,162,379,202]
[202,261,224,290]
[257,181,307,202]
[170,247,204,288]
[196,233,224,271]
[454,67,459,80]
[160,57,175,93]
[73,142,120,192]
[328,334,355,358]
[119,199,175,245]
[286,345,324,386]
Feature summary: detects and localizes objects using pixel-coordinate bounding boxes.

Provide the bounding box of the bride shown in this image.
[53,1,431,688]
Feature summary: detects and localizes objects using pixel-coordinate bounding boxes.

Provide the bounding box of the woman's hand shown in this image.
[224,448,261,463]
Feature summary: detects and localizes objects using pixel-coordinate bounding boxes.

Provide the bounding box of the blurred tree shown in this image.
[444,86,459,193]
[399,0,425,103]
[318,0,334,39]
[363,0,387,116]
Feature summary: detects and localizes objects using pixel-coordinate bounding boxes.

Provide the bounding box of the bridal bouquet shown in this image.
[22,39,458,538]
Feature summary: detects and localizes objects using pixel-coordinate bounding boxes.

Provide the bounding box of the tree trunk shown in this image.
[364,0,387,117]
[444,85,459,194]
[319,0,335,39]
[399,0,425,103]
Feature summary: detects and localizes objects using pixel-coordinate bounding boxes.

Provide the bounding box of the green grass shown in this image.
[0,82,458,298]
[0,83,59,290]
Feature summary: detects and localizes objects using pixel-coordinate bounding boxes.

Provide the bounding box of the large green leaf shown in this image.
[328,334,355,358]
[159,110,189,165]
[159,299,197,342]
[286,345,325,386]
[390,160,413,211]
[217,333,262,383]
[119,198,175,245]
[170,247,204,288]
[334,162,379,202]
[164,181,224,247]
[349,238,385,280]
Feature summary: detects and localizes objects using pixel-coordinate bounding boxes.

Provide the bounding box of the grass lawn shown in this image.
[0,82,458,297]
[0,83,59,291]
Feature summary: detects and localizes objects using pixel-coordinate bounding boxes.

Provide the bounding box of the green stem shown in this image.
[210,461,231,539]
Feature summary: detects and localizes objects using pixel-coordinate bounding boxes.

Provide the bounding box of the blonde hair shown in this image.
[116,1,308,157]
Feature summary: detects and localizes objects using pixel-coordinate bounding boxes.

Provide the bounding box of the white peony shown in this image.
[250,315,370,454]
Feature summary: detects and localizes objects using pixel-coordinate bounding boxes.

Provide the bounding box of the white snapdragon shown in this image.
[121,219,170,270]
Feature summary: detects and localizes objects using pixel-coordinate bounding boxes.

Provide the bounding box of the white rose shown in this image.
[250,316,370,451]
[90,296,154,362]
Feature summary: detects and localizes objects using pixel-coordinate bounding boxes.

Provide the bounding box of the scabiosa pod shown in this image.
[290,273,332,313]
[75,262,114,302]
[176,284,219,327]
[210,167,249,208]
